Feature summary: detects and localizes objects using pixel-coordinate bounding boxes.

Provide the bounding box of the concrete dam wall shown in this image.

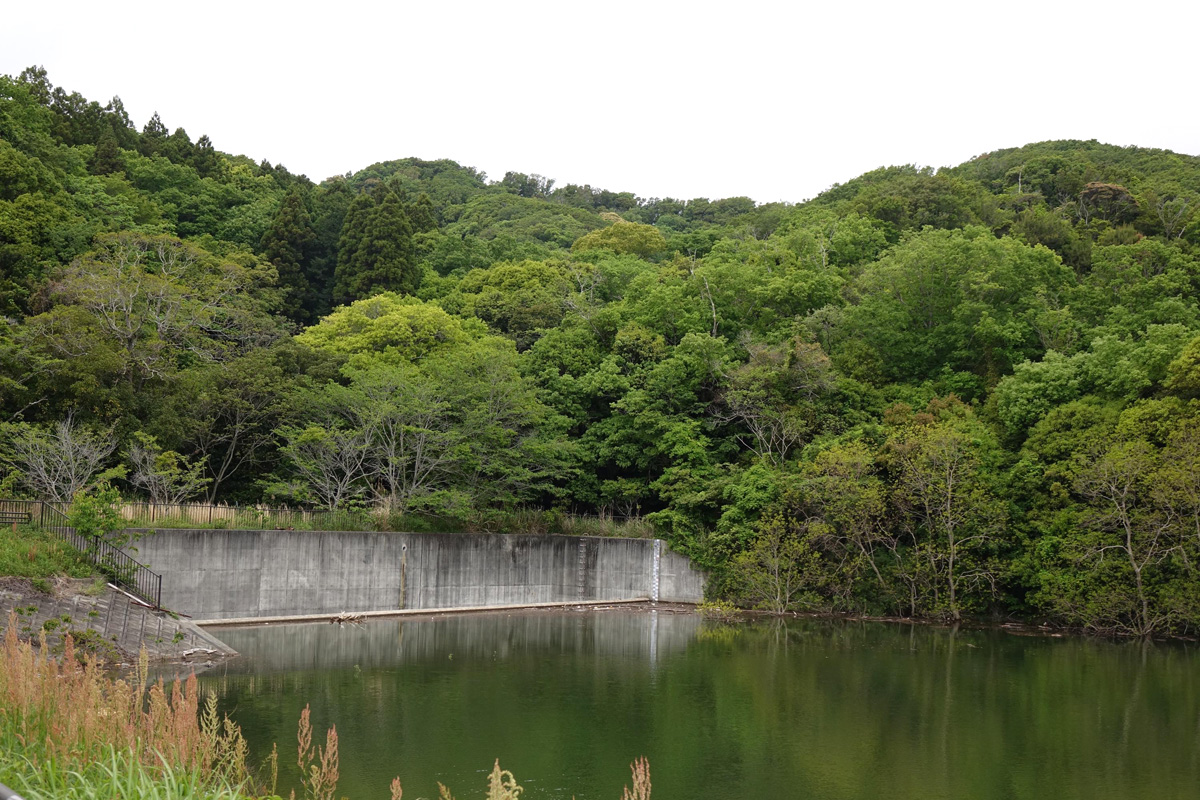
[131,530,706,620]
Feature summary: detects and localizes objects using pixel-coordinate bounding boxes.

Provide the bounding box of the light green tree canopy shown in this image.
[296,292,488,365]
[572,220,666,258]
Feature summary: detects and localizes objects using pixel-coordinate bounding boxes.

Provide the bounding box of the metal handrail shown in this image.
[38,502,163,608]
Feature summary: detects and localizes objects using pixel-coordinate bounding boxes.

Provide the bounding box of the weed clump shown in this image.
[0,611,250,787]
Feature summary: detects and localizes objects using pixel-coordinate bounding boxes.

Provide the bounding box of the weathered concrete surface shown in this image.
[0,578,234,662]
[131,530,705,621]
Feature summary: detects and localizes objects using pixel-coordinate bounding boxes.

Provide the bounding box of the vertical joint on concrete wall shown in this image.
[651,539,662,603]
[576,539,588,600]
[399,544,407,610]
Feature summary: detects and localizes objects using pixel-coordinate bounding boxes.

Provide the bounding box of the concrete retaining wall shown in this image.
[130,530,705,620]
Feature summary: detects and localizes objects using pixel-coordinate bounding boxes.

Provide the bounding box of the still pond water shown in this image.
[196,608,1200,800]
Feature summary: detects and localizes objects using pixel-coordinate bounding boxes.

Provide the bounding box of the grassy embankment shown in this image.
[115,504,656,538]
[0,525,95,582]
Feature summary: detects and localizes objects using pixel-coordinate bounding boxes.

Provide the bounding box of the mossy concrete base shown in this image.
[0,577,234,665]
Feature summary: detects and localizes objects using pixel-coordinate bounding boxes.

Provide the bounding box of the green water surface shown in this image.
[197,609,1200,800]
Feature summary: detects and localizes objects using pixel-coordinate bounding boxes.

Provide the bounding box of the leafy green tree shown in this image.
[139,112,167,156]
[336,362,458,512]
[87,126,125,176]
[729,514,821,612]
[572,220,666,258]
[158,126,195,167]
[1040,438,1181,635]
[279,333,569,514]
[173,348,297,502]
[696,236,844,337]
[779,441,891,610]
[994,351,1085,436]
[448,194,602,249]
[1070,241,1200,333]
[68,482,129,548]
[1141,184,1196,241]
[0,138,55,201]
[442,337,574,510]
[25,232,281,390]
[407,192,438,233]
[884,407,1004,619]
[440,259,569,349]
[296,293,485,364]
[1163,334,1200,398]
[1081,325,1195,399]
[276,419,371,509]
[498,171,554,198]
[1010,206,1091,269]
[842,168,988,235]
[846,227,1073,385]
[192,134,220,179]
[290,179,347,314]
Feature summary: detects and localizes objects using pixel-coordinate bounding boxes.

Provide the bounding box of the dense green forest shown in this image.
[3,67,1200,636]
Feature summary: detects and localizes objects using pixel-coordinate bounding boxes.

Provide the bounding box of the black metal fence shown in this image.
[7,500,163,608]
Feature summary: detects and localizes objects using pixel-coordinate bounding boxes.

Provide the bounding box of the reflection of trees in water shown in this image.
[681,617,1200,800]
[199,613,1200,800]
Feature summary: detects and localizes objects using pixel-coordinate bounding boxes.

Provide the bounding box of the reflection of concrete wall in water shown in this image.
[207,609,702,674]
[131,530,705,620]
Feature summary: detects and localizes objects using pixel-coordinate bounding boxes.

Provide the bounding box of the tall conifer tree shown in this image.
[262,189,319,323]
[332,187,418,304]
[139,111,166,156]
[88,126,124,175]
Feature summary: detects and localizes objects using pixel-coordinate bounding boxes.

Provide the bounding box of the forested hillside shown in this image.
[3,67,1200,635]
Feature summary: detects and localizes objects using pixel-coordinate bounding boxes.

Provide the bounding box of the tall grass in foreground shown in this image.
[1,613,651,800]
[0,611,250,789]
[3,747,249,799]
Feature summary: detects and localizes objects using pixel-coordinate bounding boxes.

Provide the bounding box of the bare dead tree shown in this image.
[340,367,459,514]
[278,423,372,510]
[712,337,835,466]
[127,436,211,505]
[1074,440,1181,636]
[5,413,117,502]
[1155,194,1194,240]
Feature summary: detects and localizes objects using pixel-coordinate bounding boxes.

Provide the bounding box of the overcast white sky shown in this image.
[3,1,1197,203]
